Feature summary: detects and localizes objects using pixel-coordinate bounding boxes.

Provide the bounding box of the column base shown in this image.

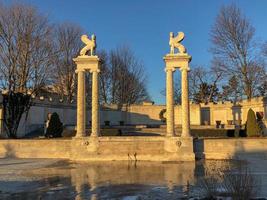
[90,132,99,137]
[74,134,86,139]
[165,133,174,137]
[75,129,86,138]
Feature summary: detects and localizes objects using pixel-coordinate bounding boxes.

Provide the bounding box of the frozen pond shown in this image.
[0,158,266,199]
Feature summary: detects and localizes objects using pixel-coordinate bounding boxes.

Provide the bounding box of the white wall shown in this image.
[0,96,266,137]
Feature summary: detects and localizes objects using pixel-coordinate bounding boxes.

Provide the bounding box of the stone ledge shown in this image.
[0,137,195,162]
[194,138,267,161]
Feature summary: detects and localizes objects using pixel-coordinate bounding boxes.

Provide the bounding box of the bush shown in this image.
[159,109,166,123]
[198,161,259,199]
[45,112,63,138]
[246,109,261,137]
[222,163,260,199]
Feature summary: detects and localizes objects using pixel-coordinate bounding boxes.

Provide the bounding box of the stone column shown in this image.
[76,69,86,137]
[91,69,100,137]
[165,67,175,137]
[181,66,190,137]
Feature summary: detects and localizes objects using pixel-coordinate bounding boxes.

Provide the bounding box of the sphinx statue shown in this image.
[169,32,186,54]
[80,34,96,56]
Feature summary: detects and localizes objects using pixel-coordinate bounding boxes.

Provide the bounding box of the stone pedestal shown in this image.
[164,137,195,161]
[163,54,192,137]
[73,56,100,138]
[70,137,99,162]
[69,136,195,161]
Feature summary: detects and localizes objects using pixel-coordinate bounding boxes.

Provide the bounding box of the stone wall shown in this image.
[99,104,201,126]
[194,138,267,160]
[0,97,202,136]
[0,139,71,158]
[0,137,194,161]
[0,95,266,137]
[16,99,77,137]
[200,97,267,125]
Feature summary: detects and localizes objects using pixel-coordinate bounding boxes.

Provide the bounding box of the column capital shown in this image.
[180,66,190,72]
[75,68,86,73]
[89,69,100,73]
[165,67,176,72]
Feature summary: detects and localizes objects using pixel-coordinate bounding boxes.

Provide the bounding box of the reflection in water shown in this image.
[0,159,265,199]
[71,161,196,199]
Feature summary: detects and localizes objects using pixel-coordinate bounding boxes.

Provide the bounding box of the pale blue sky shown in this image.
[4,0,267,104]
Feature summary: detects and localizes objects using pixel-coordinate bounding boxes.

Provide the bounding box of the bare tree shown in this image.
[257,78,267,97]
[161,77,181,105]
[210,4,266,99]
[189,66,223,103]
[85,73,92,106]
[0,3,54,137]
[109,46,150,106]
[221,75,242,102]
[263,42,267,57]
[84,47,150,106]
[173,79,182,105]
[52,22,83,102]
[260,43,267,96]
[98,50,110,104]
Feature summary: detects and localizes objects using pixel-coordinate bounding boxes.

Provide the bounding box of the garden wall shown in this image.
[0,96,266,137]
[0,139,71,158]
[194,138,267,160]
[200,97,267,125]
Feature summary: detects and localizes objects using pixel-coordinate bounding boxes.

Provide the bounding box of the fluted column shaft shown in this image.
[91,69,100,137]
[166,68,175,137]
[181,67,190,137]
[76,69,86,137]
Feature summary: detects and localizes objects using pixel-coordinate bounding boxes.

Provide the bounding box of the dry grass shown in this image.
[198,161,260,199]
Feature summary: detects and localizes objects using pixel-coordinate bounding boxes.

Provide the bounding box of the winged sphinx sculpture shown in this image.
[80,34,96,56]
[169,32,186,54]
